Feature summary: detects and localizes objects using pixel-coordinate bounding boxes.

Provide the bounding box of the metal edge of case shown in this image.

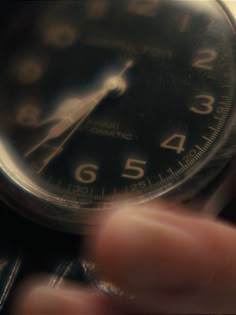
[165,0,236,216]
[181,0,236,215]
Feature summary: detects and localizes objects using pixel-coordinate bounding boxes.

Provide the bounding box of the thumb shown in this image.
[92,202,236,314]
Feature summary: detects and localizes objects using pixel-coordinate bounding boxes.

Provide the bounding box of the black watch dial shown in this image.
[0,0,236,227]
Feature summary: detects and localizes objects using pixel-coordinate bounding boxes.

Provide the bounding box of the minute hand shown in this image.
[24,89,108,158]
[25,60,133,158]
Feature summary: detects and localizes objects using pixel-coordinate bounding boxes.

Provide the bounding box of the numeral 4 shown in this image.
[161,134,186,154]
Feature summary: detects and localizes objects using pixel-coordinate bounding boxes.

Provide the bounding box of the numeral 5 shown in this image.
[75,158,147,184]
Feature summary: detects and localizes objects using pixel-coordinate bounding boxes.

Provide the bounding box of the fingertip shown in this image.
[12,278,121,315]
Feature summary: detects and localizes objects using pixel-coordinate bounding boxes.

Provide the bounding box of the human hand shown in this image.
[12,201,236,314]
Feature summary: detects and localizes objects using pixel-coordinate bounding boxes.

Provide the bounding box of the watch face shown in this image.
[0,0,236,229]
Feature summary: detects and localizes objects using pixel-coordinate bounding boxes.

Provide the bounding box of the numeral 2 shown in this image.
[192,49,217,70]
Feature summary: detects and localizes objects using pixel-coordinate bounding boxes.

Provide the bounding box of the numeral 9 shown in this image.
[16,104,41,127]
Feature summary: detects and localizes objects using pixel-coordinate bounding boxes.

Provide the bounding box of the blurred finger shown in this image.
[12,279,123,315]
[92,201,236,314]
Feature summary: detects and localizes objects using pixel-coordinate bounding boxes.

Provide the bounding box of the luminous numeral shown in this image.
[13,56,45,84]
[16,104,41,127]
[87,0,109,18]
[128,0,160,17]
[0,259,7,272]
[161,134,186,154]
[75,164,99,184]
[190,95,215,115]
[42,23,79,48]
[179,14,191,32]
[192,49,217,70]
[75,159,147,183]
[122,159,146,179]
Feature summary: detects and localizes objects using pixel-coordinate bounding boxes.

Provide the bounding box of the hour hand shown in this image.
[24,60,134,158]
[24,90,107,158]
[24,113,85,158]
[38,98,83,126]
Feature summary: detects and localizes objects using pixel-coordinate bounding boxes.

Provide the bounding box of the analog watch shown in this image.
[0,0,236,313]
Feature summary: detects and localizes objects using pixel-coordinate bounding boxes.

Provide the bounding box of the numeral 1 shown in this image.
[179,14,191,32]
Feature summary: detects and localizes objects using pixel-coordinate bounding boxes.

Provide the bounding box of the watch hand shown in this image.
[24,88,112,158]
[24,90,107,157]
[38,91,106,127]
[24,60,134,159]
[35,67,131,172]
[38,60,133,127]
[37,112,91,174]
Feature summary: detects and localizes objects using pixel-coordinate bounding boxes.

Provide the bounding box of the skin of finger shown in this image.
[11,279,123,315]
[91,202,236,314]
